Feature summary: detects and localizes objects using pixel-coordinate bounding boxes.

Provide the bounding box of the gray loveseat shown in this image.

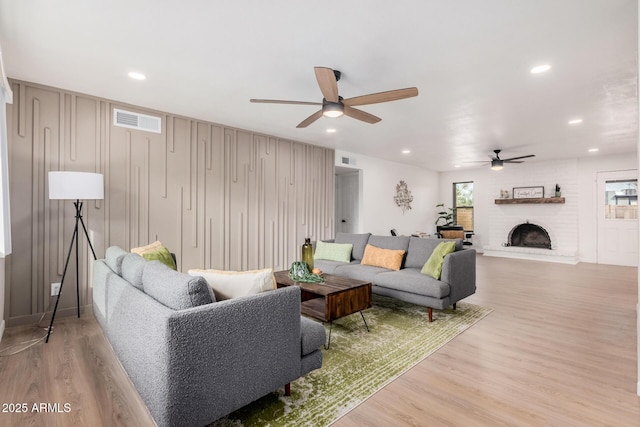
[92,246,325,427]
[314,233,476,321]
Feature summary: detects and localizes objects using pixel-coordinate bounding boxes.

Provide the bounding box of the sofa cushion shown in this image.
[361,244,405,271]
[334,263,391,284]
[405,237,441,269]
[314,259,357,275]
[314,241,353,263]
[300,316,326,355]
[405,237,463,268]
[422,241,457,279]
[367,235,410,252]
[374,268,451,299]
[334,232,371,261]
[188,268,276,301]
[105,246,129,275]
[121,253,147,290]
[143,261,215,310]
[131,240,177,270]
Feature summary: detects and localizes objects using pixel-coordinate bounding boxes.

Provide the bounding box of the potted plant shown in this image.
[435,203,455,226]
[555,184,561,197]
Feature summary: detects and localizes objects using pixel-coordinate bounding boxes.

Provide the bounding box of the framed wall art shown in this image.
[513,186,544,199]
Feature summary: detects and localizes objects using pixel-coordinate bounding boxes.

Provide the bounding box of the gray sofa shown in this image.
[92,246,325,427]
[315,233,476,321]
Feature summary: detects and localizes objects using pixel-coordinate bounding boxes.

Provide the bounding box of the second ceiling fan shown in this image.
[469,149,536,171]
[250,66,418,128]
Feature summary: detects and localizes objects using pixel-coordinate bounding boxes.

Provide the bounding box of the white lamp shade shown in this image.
[48,171,104,200]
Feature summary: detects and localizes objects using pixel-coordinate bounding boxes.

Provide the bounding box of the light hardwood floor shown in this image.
[1,255,639,426]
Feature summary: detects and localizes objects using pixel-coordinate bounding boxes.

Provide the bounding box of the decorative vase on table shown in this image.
[302,238,314,271]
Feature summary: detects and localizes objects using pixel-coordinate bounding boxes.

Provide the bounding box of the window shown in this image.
[604,179,637,220]
[453,181,473,231]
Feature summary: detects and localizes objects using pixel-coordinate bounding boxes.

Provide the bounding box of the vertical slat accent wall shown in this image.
[4,80,335,326]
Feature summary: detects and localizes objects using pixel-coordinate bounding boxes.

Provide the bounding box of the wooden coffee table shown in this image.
[274,271,372,349]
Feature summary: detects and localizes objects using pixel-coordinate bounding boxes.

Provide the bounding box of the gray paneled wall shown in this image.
[4,80,334,326]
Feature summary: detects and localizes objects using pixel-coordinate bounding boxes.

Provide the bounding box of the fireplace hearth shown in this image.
[508,222,551,249]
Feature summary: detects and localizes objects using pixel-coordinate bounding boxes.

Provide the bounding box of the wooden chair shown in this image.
[437,225,464,240]
[439,229,465,239]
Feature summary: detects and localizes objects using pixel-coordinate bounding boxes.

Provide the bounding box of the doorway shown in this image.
[596,170,638,266]
[335,166,361,234]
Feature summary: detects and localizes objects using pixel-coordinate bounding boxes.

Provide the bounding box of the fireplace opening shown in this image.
[508,222,551,249]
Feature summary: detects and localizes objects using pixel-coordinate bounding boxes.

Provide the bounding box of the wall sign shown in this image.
[513,186,544,199]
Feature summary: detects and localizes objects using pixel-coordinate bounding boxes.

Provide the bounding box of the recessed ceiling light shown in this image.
[454,164,461,168]
[128,71,146,80]
[401,149,411,154]
[530,64,551,74]
[588,148,599,153]
[568,118,583,125]
[326,128,337,133]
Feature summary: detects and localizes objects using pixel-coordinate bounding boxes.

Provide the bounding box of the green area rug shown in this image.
[211,295,492,427]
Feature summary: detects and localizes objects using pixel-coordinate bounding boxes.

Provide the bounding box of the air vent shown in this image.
[341,156,356,166]
[113,108,161,133]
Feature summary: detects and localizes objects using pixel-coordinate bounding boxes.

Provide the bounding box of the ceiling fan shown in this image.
[469,149,536,171]
[250,66,418,128]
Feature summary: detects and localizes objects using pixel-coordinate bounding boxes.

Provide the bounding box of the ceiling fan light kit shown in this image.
[322,99,344,118]
[250,66,418,128]
[491,159,504,171]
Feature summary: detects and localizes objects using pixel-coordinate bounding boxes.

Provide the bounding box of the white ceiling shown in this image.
[0,0,637,172]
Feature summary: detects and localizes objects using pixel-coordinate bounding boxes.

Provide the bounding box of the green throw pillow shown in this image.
[314,241,353,263]
[421,241,456,279]
[131,241,177,270]
[142,248,177,270]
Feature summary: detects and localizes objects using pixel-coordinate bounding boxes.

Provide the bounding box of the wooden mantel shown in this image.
[495,197,565,205]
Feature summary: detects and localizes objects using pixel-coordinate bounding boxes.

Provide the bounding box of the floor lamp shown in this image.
[46,171,104,343]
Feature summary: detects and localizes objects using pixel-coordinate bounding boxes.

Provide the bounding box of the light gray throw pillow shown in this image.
[142,261,215,310]
[121,253,147,290]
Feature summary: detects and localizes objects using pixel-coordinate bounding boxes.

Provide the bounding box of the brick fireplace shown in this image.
[482,160,579,264]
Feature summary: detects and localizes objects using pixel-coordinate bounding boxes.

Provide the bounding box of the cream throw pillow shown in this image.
[188,268,276,300]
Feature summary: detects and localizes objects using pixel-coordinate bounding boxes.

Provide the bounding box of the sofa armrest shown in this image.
[440,249,476,304]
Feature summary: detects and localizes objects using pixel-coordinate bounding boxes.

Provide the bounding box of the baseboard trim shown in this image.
[483,247,578,264]
[0,319,4,343]
[637,381,640,396]
[7,304,92,328]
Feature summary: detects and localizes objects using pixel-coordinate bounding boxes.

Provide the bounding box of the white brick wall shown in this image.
[486,159,579,256]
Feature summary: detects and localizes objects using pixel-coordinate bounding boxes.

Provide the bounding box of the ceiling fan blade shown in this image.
[250,99,322,106]
[296,110,324,128]
[504,160,524,163]
[314,67,339,103]
[343,87,419,106]
[344,106,382,124]
[502,154,535,161]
